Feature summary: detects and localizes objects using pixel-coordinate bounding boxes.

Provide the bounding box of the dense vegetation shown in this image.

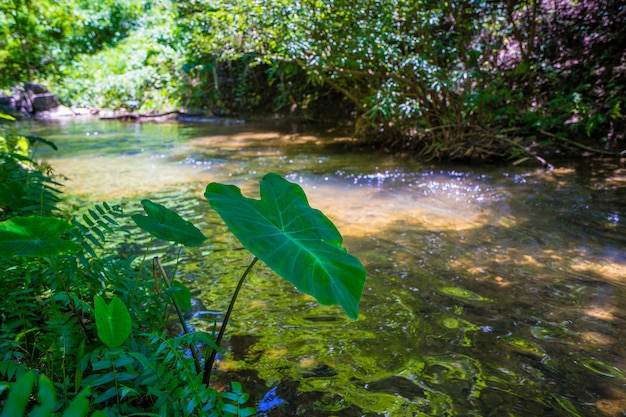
[1,0,624,160]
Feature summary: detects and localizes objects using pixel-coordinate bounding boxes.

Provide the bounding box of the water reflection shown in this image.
[22,119,626,416]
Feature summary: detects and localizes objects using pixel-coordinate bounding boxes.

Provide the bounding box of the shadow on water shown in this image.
[22,119,626,416]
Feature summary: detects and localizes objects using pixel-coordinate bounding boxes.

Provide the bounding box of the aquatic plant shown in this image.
[133,173,367,384]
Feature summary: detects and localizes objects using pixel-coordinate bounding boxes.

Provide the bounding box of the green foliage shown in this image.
[205,172,366,320]
[0,371,102,417]
[0,0,143,90]
[174,0,625,159]
[70,201,125,264]
[53,1,184,112]
[131,173,365,385]
[169,280,193,312]
[0,124,62,220]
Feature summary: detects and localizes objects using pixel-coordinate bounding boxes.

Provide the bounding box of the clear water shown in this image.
[23,119,626,416]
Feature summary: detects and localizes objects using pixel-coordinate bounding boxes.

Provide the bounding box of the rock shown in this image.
[32,93,60,112]
[24,82,49,94]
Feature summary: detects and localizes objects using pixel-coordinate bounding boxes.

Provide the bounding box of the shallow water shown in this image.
[23,118,626,416]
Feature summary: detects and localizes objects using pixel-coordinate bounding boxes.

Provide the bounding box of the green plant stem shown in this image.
[154,256,202,375]
[111,353,121,410]
[203,256,259,386]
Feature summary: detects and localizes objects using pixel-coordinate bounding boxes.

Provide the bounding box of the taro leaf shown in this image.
[94,295,132,348]
[0,215,80,257]
[132,200,206,247]
[204,173,366,320]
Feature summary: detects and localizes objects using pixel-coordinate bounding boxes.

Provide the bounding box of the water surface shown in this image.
[24,118,626,416]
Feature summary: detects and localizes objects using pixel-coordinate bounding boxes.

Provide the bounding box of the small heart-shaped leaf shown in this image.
[205,173,366,319]
[94,295,132,348]
[132,200,206,247]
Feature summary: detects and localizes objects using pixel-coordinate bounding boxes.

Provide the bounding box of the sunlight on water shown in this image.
[49,155,216,198]
[41,123,496,234]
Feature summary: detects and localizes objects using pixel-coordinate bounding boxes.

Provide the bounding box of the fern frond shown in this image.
[71,202,126,261]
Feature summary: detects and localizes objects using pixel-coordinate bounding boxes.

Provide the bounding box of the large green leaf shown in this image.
[131,200,206,247]
[204,173,366,319]
[94,295,132,348]
[0,216,80,257]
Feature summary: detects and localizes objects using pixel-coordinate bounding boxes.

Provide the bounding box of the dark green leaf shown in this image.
[132,200,206,247]
[0,216,80,257]
[204,173,366,320]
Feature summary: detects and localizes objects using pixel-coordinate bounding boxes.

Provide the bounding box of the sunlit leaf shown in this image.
[205,173,366,319]
[0,216,80,257]
[94,295,132,348]
[132,200,206,247]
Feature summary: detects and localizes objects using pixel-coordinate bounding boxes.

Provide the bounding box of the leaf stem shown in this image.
[203,256,259,385]
[154,256,203,375]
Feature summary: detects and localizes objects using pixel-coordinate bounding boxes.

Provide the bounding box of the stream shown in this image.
[23,118,626,416]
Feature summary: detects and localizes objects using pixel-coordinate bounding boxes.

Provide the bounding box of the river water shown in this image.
[23,119,626,416]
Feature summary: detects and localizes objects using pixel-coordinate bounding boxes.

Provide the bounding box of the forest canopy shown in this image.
[1,0,624,161]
